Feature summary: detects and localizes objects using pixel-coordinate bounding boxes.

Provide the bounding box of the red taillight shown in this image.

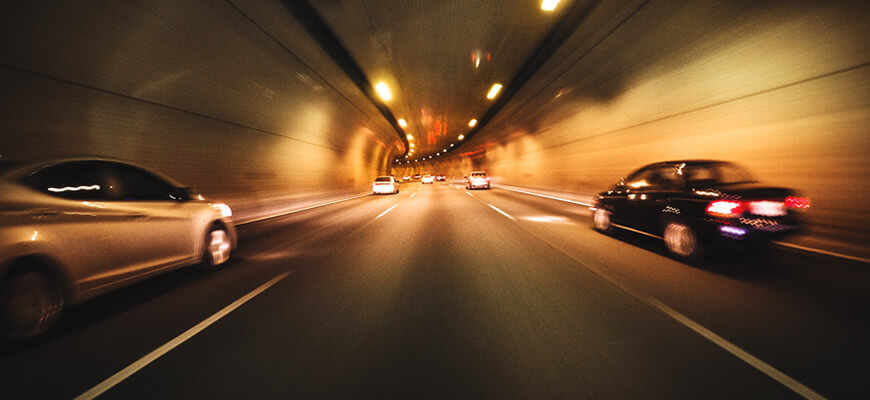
[785,196,810,209]
[706,200,744,217]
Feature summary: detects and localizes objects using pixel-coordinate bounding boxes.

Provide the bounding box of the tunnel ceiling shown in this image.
[310,0,577,165]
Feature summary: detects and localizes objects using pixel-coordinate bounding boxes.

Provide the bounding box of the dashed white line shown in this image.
[488,204,516,221]
[644,297,827,400]
[75,272,291,400]
[465,191,473,197]
[375,204,399,219]
[409,192,417,198]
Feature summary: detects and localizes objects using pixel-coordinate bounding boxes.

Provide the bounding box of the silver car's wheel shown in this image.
[593,208,613,233]
[203,226,232,267]
[0,271,64,338]
[663,222,699,259]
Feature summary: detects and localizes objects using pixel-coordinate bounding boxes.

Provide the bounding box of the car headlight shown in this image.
[212,203,233,218]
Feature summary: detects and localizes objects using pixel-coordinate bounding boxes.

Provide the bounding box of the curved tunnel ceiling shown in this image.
[305,0,598,164]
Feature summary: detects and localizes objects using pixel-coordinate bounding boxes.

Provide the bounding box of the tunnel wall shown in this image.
[0,0,403,221]
[447,0,870,251]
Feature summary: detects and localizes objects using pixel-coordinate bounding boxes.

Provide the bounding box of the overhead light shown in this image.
[437,153,440,156]
[407,134,413,140]
[458,134,465,140]
[468,118,478,128]
[541,0,559,11]
[450,144,454,147]
[486,83,502,99]
[443,149,447,152]
[410,143,415,148]
[375,82,392,101]
[398,118,407,128]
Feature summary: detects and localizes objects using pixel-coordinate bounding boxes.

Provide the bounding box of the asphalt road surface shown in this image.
[1,182,868,399]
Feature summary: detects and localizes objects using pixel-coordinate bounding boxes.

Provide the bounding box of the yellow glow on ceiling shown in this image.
[486,83,503,99]
[375,82,392,101]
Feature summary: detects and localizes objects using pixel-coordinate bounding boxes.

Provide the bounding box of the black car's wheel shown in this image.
[592,207,614,234]
[0,271,65,339]
[201,224,232,269]
[663,220,703,260]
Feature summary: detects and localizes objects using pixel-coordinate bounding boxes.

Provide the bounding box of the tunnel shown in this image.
[1,0,869,398]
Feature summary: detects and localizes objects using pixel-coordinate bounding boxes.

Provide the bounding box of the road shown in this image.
[1,182,868,399]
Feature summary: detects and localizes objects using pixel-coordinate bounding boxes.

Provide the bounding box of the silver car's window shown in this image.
[24,162,108,200]
[375,177,392,182]
[471,172,486,177]
[106,164,176,201]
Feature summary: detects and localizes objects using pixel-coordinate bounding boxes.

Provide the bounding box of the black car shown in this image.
[591,160,809,260]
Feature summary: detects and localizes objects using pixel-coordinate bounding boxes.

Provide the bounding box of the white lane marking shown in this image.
[499,186,593,207]
[644,297,827,400]
[772,241,870,264]
[409,192,417,198]
[375,204,399,219]
[75,272,291,400]
[612,223,662,239]
[488,204,516,221]
[238,194,369,225]
[465,191,473,197]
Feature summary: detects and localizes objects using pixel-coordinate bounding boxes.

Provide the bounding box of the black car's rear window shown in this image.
[686,163,754,185]
[375,177,392,182]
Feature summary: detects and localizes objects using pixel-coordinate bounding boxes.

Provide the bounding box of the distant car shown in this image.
[402,175,411,182]
[372,176,399,194]
[591,160,808,260]
[421,175,435,184]
[412,174,421,180]
[0,158,237,338]
[435,175,446,182]
[466,171,491,190]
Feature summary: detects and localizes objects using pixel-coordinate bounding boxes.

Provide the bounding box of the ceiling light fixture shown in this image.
[468,118,478,128]
[407,134,414,140]
[541,0,560,11]
[486,83,502,99]
[375,82,392,101]
[458,134,465,140]
[398,118,407,128]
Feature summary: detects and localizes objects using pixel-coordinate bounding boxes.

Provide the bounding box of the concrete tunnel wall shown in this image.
[418,0,870,252]
[0,1,404,222]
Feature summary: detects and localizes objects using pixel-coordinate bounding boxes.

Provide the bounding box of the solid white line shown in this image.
[409,192,417,198]
[644,297,827,400]
[465,191,473,197]
[612,223,662,239]
[237,194,369,225]
[772,241,870,264]
[499,186,593,207]
[75,272,291,400]
[488,204,516,221]
[375,204,399,219]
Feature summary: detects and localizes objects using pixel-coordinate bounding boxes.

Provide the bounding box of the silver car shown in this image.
[0,158,237,338]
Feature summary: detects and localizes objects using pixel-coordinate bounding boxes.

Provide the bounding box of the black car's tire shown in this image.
[663,220,703,261]
[201,223,232,269]
[592,207,614,234]
[0,271,65,339]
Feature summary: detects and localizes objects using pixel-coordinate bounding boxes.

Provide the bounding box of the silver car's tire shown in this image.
[663,221,702,260]
[0,271,64,339]
[202,225,232,268]
[592,208,613,234]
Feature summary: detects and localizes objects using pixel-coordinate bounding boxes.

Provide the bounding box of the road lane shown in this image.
[93,183,798,399]
[1,182,865,398]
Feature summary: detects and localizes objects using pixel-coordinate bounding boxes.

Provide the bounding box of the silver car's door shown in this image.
[101,163,200,277]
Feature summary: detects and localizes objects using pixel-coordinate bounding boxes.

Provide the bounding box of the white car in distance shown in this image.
[421,175,435,184]
[372,176,399,194]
